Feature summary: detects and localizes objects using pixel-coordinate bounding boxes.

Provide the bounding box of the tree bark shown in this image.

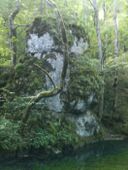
[92,0,104,120]
[9,0,20,66]
[113,0,119,112]
[92,0,103,69]
[114,0,118,59]
[102,1,106,21]
[39,0,44,15]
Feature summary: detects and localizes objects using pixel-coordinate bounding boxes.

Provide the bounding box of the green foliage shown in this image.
[1,97,28,119]
[0,109,77,152]
[22,109,78,151]
[68,54,102,101]
[30,118,77,150]
[0,118,22,151]
[103,56,128,134]
[0,82,78,151]
[0,17,11,64]
[4,56,45,95]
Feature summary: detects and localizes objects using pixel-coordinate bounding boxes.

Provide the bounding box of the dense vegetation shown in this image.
[0,0,128,156]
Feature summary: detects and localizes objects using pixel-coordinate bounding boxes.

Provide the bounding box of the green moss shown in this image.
[0,66,13,88]
[66,54,102,105]
[27,17,89,49]
[27,17,61,46]
[69,24,88,41]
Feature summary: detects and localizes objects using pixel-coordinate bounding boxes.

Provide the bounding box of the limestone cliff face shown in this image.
[27,18,99,137]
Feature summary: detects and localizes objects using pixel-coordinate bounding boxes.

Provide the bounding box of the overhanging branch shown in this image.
[34,64,56,89]
[22,86,61,123]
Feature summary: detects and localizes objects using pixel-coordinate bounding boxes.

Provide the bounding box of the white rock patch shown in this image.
[46,53,64,112]
[76,111,99,137]
[71,37,88,55]
[27,33,54,54]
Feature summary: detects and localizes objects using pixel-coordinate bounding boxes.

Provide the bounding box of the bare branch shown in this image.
[34,64,56,89]
[89,0,94,9]
[15,24,31,28]
[0,88,15,96]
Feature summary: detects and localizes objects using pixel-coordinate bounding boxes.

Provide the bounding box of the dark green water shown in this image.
[1,140,128,170]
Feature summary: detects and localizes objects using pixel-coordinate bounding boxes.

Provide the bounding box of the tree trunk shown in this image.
[39,0,44,15]
[102,1,106,21]
[64,0,68,6]
[92,0,104,120]
[9,0,20,66]
[113,0,119,112]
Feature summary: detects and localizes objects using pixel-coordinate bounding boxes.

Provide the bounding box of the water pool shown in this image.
[1,140,128,170]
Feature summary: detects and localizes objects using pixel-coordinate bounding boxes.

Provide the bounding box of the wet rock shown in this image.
[72,100,87,113]
[75,111,99,137]
[68,111,99,137]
